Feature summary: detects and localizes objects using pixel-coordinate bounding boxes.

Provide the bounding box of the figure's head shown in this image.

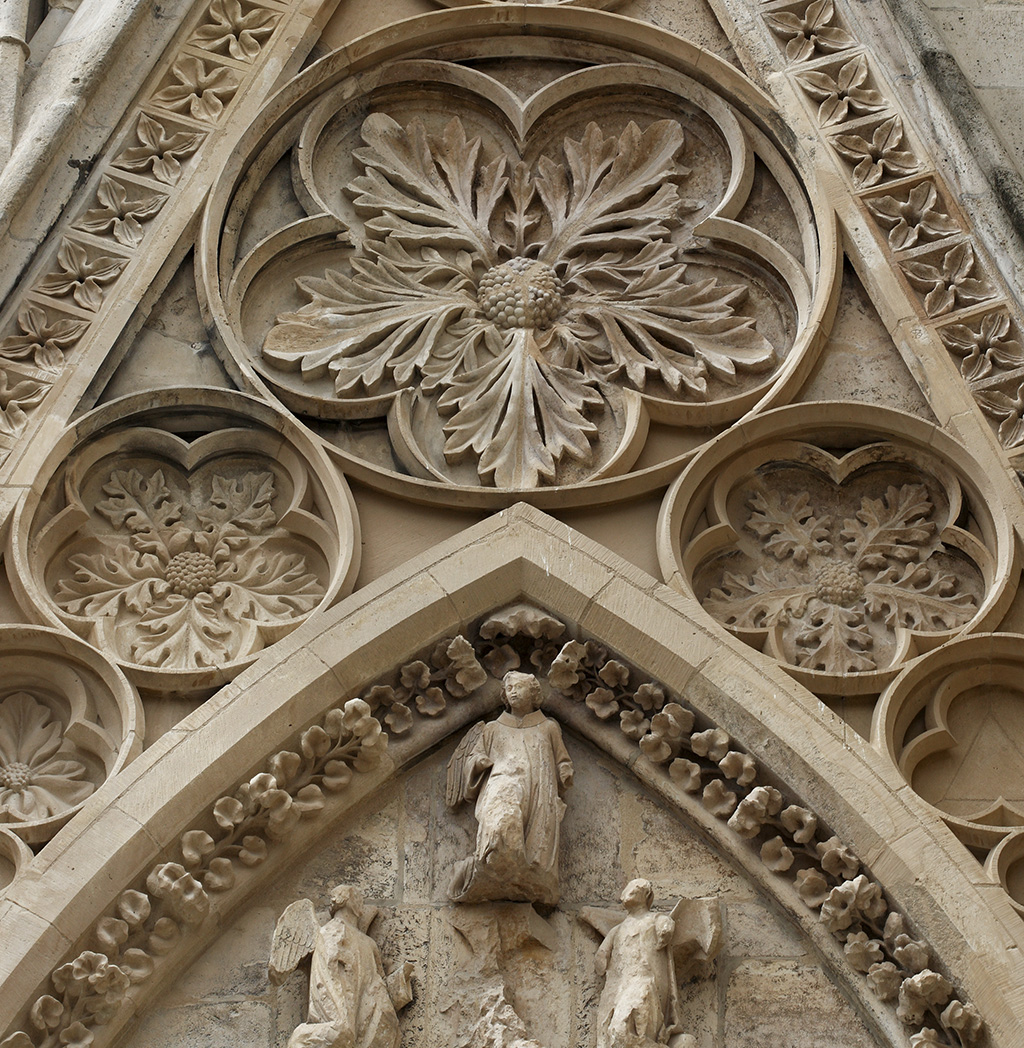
[503,671,543,716]
[620,878,654,912]
[329,883,364,919]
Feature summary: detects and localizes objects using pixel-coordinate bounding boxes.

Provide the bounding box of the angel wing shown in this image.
[269,898,318,986]
[669,898,722,980]
[445,721,486,810]
[577,906,625,940]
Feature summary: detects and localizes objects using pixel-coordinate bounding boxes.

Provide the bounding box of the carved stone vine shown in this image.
[0,604,983,1048]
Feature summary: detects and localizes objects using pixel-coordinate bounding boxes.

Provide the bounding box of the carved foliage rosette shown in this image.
[658,405,1015,696]
[8,392,357,693]
[0,627,141,847]
[201,18,836,503]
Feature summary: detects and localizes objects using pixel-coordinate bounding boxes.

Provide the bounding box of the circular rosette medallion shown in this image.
[0,626,141,845]
[199,9,838,506]
[876,634,1024,914]
[8,390,358,694]
[657,404,1016,696]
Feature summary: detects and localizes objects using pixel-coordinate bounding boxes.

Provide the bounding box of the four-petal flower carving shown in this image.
[765,0,854,61]
[867,182,960,251]
[36,240,127,312]
[76,176,166,249]
[0,692,94,824]
[151,57,240,123]
[900,242,993,318]
[0,305,88,374]
[942,312,1024,383]
[834,116,919,187]
[794,55,886,125]
[55,469,325,669]
[189,0,277,62]
[114,113,206,185]
[702,481,979,675]
[264,115,776,488]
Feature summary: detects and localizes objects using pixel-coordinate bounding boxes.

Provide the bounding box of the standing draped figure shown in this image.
[446,671,574,906]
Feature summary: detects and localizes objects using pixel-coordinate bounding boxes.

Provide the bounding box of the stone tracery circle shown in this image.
[657,403,1017,697]
[7,389,359,695]
[198,8,840,507]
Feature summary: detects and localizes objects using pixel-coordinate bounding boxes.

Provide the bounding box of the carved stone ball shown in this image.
[166,551,219,598]
[477,256,563,329]
[814,563,865,606]
[0,762,32,792]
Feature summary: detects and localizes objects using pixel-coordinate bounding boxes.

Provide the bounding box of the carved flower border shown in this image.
[658,403,1017,697]
[6,390,359,694]
[0,603,984,1048]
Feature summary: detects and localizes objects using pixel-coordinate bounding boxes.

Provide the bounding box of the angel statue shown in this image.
[581,879,721,1048]
[269,884,414,1048]
[446,670,574,906]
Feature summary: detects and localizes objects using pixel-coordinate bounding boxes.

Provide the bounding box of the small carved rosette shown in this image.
[659,405,1014,695]
[10,393,357,693]
[201,17,837,503]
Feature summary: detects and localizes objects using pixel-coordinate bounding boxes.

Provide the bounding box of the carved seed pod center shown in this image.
[477,257,562,330]
[814,563,865,605]
[0,761,32,792]
[166,551,218,598]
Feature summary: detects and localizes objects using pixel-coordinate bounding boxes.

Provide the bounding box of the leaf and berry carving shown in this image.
[263,114,780,488]
[696,466,982,679]
[54,468,325,671]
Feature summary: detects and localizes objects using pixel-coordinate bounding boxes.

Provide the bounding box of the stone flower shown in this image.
[794,54,886,126]
[704,482,978,676]
[189,0,277,62]
[36,239,127,312]
[819,874,886,933]
[866,181,959,251]
[834,116,919,187]
[114,113,205,185]
[0,305,88,373]
[943,311,1024,384]
[940,1000,983,1044]
[897,970,953,1026]
[765,0,854,62]
[55,468,324,671]
[151,56,240,123]
[0,692,93,825]
[901,241,993,318]
[76,175,166,249]
[263,115,776,488]
[866,961,903,1002]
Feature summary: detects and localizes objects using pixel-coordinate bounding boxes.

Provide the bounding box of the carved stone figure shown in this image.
[269,885,413,1048]
[585,879,721,1048]
[446,671,573,905]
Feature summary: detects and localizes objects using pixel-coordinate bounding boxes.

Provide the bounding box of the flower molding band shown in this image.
[7,388,359,694]
[198,8,840,506]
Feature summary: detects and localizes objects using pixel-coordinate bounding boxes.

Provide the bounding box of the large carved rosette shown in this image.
[0,626,141,847]
[8,390,358,694]
[658,404,1016,696]
[199,10,838,506]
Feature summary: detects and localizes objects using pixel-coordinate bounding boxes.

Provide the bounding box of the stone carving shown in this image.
[942,311,1023,385]
[793,54,886,126]
[0,626,140,847]
[112,113,206,186]
[865,181,959,251]
[74,175,166,249]
[0,692,93,827]
[151,56,240,123]
[262,114,773,489]
[188,0,279,62]
[2,607,986,1048]
[0,305,88,373]
[764,0,854,62]
[658,409,1009,694]
[10,393,357,692]
[53,468,324,672]
[833,116,919,187]
[900,242,994,318]
[3,695,386,1048]
[204,40,833,503]
[0,369,48,439]
[35,238,127,312]
[446,671,573,905]
[270,886,414,1048]
[585,880,721,1048]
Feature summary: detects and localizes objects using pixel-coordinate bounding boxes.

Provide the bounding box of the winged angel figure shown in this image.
[263,114,777,488]
[269,885,414,1048]
[581,879,722,1048]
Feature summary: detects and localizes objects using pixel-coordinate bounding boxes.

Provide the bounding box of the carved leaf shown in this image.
[0,305,88,373]
[132,595,234,667]
[703,567,813,629]
[212,548,323,621]
[840,484,935,567]
[794,603,875,673]
[193,472,276,558]
[189,0,276,62]
[263,258,476,396]
[745,488,832,564]
[535,121,686,262]
[95,469,187,557]
[348,115,506,262]
[115,113,205,185]
[77,176,165,248]
[864,565,976,630]
[573,253,774,393]
[151,57,239,122]
[56,548,170,617]
[438,331,602,487]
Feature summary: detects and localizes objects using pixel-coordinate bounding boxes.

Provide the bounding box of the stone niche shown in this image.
[125,734,881,1048]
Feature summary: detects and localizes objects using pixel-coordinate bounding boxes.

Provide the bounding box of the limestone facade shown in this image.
[2,1,1024,1047]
